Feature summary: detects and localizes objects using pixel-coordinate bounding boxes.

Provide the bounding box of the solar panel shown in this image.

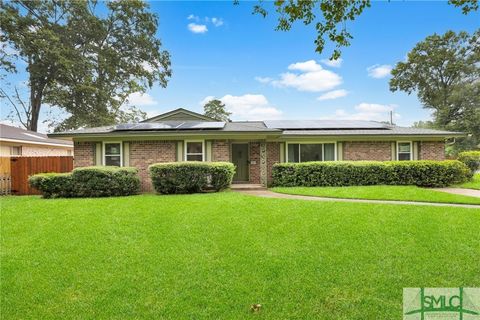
[113,121,225,131]
[178,122,225,129]
[263,120,388,130]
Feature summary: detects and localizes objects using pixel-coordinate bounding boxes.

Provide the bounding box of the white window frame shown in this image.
[184,140,205,161]
[103,141,123,166]
[396,141,412,161]
[10,146,22,156]
[286,142,337,162]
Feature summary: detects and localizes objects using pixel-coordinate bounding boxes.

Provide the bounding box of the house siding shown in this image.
[129,140,177,191]
[212,140,230,161]
[419,141,445,160]
[74,142,95,167]
[249,142,261,184]
[71,138,447,191]
[266,142,280,185]
[343,141,393,161]
[0,142,72,157]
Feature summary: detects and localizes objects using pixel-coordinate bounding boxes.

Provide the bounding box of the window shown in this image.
[104,142,122,166]
[185,141,204,161]
[397,142,412,161]
[287,143,336,162]
[10,146,22,156]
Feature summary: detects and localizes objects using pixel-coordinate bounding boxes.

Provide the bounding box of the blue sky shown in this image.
[2,1,479,131]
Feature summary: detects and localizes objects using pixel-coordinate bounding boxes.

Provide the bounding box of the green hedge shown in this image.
[29,166,140,198]
[458,151,480,174]
[29,173,74,198]
[272,160,470,188]
[149,162,235,194]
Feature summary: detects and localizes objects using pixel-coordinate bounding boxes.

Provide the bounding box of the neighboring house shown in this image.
[0,124,73,157]
[49,108,463,191]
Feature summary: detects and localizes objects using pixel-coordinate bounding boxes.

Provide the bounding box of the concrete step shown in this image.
[230,183,266,191]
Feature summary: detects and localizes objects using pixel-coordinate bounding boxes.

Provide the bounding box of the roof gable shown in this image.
[142,108,217,122]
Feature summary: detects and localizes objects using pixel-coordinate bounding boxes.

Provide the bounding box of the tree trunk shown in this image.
[28,73,46,132]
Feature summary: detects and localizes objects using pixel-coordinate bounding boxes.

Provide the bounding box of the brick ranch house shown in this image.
[49,108,462,191]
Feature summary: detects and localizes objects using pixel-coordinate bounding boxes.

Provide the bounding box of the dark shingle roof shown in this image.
[0,124,73,147]
[281,127,464,136]
[48,119,462,138]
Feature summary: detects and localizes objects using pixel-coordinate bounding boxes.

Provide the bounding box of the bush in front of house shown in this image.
[29,166,140,198]
[29,173,74,198]
[71,166,141,197]
[149,162,235,194]
[272,160,470,188]
[458,151,480,175]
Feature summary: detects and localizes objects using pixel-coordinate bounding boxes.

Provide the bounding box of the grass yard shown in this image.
[271,185,480,205]
[1,193,479,319]
[455,173,480,190]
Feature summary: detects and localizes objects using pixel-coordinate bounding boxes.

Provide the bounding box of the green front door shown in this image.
[232,144,249,182]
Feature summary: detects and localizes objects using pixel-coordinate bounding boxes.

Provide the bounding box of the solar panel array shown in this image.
[114,121,225,131]
[263,120,389,130]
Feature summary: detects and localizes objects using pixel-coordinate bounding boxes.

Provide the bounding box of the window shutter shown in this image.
[176,141,184,161]
[95,143,102,165]
[123,142,130,166]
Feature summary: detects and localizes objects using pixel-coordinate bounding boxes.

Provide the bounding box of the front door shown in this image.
[232,144,249,182]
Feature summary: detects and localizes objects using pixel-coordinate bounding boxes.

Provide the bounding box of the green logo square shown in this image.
[404,288,480,320]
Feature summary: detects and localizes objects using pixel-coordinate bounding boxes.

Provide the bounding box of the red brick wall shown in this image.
[249,142,261,184]
[73,142,95,167]
[266,142,280,185]
[129,141,176,191]
[419,141,445,160]
[212,140,230,161]
[343,141,392,161]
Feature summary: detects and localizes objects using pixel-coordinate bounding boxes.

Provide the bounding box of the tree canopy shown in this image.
[390,30,480,153]
[0,0,171,132]
[203,99,231,122]
[252,0,478,58]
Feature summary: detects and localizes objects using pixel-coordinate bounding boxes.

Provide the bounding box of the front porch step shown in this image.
[230,183,266,191]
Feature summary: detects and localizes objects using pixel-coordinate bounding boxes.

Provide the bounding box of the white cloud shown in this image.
[317,89,348,101]
[126,92,157,106]
[287,60,323,72]
[254,76,273,84]
[188,23,208,34]
[201,94,283,120]
[320,103,400,122]
[211,17,224,27]
[355,102,395,113]
[259,60,342,92]
[200,95,216,106]
[187,14,199,21]
[320,58,343,68]
[367,64,392,78]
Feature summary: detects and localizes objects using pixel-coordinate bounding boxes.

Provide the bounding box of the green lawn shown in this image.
[455,173,480,190]
[271,185,480,205]
[1,193,479,319]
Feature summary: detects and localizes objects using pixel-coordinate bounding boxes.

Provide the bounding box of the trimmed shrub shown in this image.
[149,162,235,194]
[72,166,140,197]
[29,166,140,198]
[272,160,470,188]
[29,173,73,198]
[458,151,480,175]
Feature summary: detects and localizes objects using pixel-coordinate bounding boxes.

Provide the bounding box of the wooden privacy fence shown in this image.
[0,156,73,195]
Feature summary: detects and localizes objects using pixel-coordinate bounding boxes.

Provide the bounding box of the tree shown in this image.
[203,99,231,122]
[0,0,171,132]
[390,30,480,153]
[251,0,478,59]
[412,120,435,129]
